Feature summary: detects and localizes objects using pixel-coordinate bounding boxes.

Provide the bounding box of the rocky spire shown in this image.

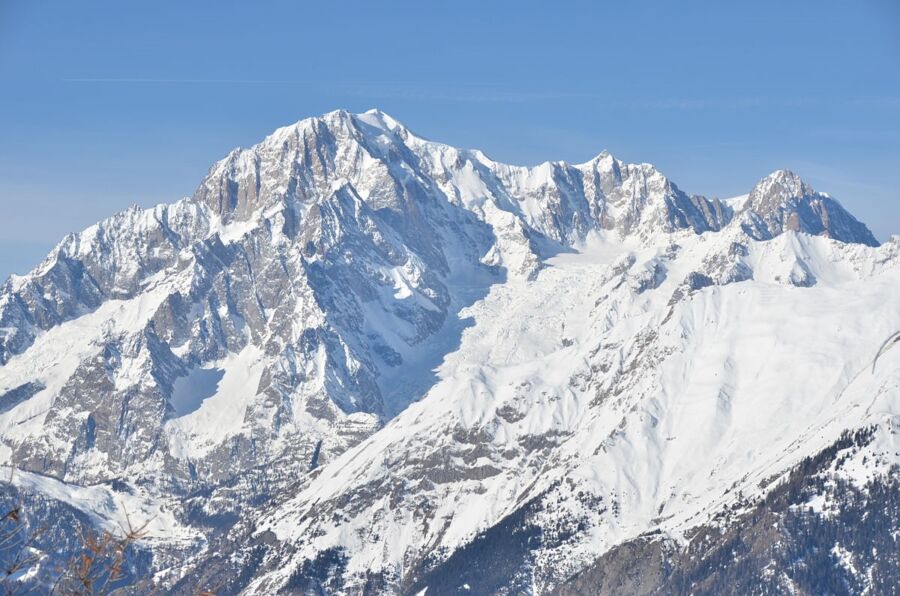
[739,169,879,246]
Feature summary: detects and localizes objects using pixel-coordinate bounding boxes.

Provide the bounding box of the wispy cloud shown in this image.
[342,85,590,104]
[624,97,818,110]
[62,78,592,103]
[849,96,900,108]
[63,77,313,85]
[60,78,900,110]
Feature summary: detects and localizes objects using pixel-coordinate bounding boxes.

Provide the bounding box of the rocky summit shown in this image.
[0,109,897,594]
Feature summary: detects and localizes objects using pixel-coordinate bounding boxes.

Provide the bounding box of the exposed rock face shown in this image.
[0,109,896,594]
[740,169,879,246]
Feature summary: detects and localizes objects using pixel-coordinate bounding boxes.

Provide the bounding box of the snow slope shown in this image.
[246,230,900,592]
[0,109,895,593]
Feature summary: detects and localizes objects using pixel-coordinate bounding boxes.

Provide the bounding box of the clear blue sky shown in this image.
[1,0,898,279]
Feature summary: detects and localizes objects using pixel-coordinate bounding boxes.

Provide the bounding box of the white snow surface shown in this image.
[0,109,896,592]
[0,283,174,443]
[252,231,900,592]
[1,466,197,544]
[165,345,266,459]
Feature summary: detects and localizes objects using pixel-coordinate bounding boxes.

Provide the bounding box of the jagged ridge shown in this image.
[0,109,894,594]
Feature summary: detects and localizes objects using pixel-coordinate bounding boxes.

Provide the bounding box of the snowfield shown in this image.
[249,231,900,592]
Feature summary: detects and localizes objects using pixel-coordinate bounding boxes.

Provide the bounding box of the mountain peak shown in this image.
[361,107,400,124]
[191,111,881,248]
[750,169,816,203]
[741,169,878,246]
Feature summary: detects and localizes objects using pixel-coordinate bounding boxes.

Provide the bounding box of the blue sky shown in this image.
[1,0,898,279]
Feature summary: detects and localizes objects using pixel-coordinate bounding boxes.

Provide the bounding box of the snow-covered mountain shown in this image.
[0,109,897,594]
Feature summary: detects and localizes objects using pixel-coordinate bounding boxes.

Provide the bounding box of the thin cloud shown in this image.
[60,79,900,110]
[625,97,818,110]
[62,78,592,103]
[849,96,900,108]
[63,77,311,85]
